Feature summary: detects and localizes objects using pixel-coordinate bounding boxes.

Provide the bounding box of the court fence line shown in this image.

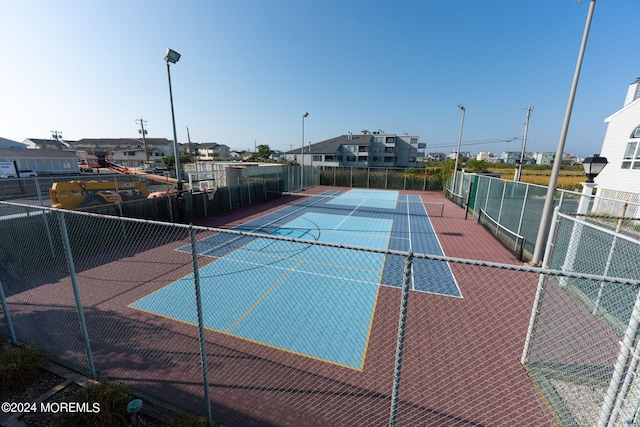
[445,170,640,261]
[2,200,640,425]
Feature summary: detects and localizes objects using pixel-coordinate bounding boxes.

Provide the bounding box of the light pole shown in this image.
[301,112,309,190]
[165,48,183,192]
[452,104,465,197]
[531,0,596,265]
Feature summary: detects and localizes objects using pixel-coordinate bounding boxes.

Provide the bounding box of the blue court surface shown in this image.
[131,189,459,370]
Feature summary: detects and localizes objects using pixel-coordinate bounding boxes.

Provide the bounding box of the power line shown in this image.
[426,136,522,150]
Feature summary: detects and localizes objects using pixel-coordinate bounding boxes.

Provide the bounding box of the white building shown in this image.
[594,77,640,215]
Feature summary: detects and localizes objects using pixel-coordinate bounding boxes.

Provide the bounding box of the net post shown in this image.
[389,250,413,427]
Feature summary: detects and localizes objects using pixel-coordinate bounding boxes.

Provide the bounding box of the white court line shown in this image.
[405,194,416,291]
[199,191,338,257]
[333,198,367,231]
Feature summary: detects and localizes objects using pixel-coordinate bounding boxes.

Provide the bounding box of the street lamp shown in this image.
[531,0,596,265]
[165,48,183,192]
[582,153,608,184]
[576,153,607,214]
[452,104,465,197]
[301,112,309,190]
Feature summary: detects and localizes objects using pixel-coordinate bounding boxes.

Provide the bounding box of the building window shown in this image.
[358,156,367,162]
[358,146,368,152]
[408,157,416,162]
[622,141,637,169]
[384,156,394,163]
[410,138,418,144]
[325,155,334,161]
[630,125,640,139]
[346,156,356,162]
[373,136,384,143]
[312,155,322,162]
[384,147,394,153]
[372,156,382,162]
[385,137,395,143]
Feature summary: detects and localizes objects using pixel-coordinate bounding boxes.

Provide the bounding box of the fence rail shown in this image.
[446,171,640,261]
[1,199,639,426]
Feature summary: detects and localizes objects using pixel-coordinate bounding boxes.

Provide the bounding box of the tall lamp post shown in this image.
[531,0,596,265]
[301,112,309,190]
[452,104,465,197]
[165,48,183,192]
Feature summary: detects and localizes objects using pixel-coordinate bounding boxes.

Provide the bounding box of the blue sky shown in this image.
[1,1,638,157]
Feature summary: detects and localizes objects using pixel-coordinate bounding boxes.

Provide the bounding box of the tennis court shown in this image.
[131,189,459,370]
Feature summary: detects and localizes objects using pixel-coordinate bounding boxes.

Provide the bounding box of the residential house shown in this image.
[425,152,447,162]
[67,138,176,167]
[284,132,422,169]
[22,138,69,150]
[476,152,499,162]
[192,142,231,161]
[533,152,556,165]
[594,77,640,216]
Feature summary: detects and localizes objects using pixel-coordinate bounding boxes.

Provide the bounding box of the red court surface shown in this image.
[3,186,551,426]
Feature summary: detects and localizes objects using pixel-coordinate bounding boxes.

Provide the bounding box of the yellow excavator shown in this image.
[50,180,149,209]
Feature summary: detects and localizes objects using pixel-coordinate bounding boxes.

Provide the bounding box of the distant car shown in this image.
[18,169,38,177]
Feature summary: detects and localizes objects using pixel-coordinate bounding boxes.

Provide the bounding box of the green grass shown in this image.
[55,380,131,427]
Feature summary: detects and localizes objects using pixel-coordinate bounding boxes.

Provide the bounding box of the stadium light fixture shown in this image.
[301,112,309,189]
[165,48,183,193]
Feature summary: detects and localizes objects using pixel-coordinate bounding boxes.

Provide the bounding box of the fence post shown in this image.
[497,180,507,226]
[0,278,17,345]
[389,251,413,427]
[189,226,213,426]
[521,207,561,365]
[484,177,491,213]
[57,211,97,377]
[516,183,530,237]
[598,289,640,427]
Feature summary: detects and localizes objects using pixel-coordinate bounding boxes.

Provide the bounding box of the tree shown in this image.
[248,144,273,162]
[464,160,490,173]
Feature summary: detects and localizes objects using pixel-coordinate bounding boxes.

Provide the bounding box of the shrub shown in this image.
[0,347,44,394]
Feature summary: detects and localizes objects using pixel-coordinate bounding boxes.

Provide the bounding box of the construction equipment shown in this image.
[50,180,149,209]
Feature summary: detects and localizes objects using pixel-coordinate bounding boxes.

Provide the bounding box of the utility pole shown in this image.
[50,130,62,148]
[186,126,193,162]
[514,106,533,182]
[135,118,149,162]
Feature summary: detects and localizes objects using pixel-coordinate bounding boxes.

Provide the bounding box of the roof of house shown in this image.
[285,134,373,154]
[23,138,70,149]
[0,148,78,159]
[70,138,173,147]
[0,138,26,149]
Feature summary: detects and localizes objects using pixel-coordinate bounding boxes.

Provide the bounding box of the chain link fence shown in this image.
[1,200,639,426]
[522,208,640,427]
[446,171,640,262]
[318,166,443,191]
